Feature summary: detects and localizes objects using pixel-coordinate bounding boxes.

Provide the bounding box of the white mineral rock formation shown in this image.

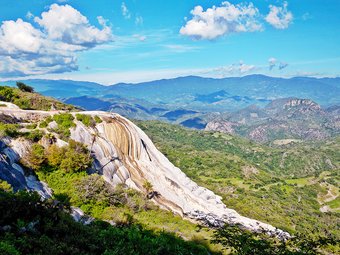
[71,111,289,238]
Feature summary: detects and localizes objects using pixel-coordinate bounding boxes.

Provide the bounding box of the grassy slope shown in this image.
[0,86,76,111]
[37,170,223,254]
[136,120,340,238]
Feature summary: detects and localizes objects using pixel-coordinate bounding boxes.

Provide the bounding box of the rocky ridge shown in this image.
[206,98,340,142]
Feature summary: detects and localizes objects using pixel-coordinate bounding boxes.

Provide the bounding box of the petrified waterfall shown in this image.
[71,112,289,238]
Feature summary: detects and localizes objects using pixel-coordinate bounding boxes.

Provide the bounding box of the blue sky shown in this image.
[0,0,339,84]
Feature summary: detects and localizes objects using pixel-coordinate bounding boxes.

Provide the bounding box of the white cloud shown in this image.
[180,1,262,40]
[268,57,288,71]
[208,61,257,77]
[132,34,146,42]
[239,62,256,73]
[0,19,43,55]
[34,4,112,47]
[121,2,131,19]
[302,12,311,21]
[265,1,293,29]
[135,15,143,25]
[279,62,288,70]
[138,35,146,42]
[26,11,34,20]
[268,57,277,70]
[164,44,200,53]
[0,4,113,78]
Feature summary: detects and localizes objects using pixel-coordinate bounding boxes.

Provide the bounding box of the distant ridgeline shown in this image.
[2,75,339,142]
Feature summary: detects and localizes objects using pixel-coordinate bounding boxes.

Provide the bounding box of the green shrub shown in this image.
[25,123,37,129]
[0,180,12,192]
[23,130,44,142]
[39,116,53,128]
[94,115,102,123]
[76,114,94,127]
[0,86,14,101]
[43,140,92,173]
[52,113,75,139]
[0,123,19,138]
[24,144,46,170]
[16,82,34,93]
[39,121,48,128]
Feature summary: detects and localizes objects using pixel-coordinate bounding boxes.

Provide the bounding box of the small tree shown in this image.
[16,82,34,93]
[25,144,45,170]
[143,180,153,193]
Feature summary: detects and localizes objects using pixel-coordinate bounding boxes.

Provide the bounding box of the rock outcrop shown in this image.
[0,106,289,238]
[0,139,52,199]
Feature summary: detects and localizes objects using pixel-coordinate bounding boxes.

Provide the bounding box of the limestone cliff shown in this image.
[0,104,289,238]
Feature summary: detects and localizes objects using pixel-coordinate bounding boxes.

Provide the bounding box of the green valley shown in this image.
[137,121,340,243]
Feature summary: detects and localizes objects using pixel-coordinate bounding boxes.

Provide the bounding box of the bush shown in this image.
[0,180,12,192]
[24,130,44,142]
[94,115,102,123]
[0,123,19,138]
[25,123,37,129]
[0,86,14,102]
[44,140,92,173]
[53,113,75,139]
[24,144,46,170]
[16,82,34,93]
[76,114,94,127]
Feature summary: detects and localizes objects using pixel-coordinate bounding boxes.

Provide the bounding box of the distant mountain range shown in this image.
[2,74,340,110]
[1,75,339,142]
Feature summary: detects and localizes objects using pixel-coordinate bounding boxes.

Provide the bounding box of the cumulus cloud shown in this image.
[35,4,112,47]
[135,15,143,25]
[0,4,113,77]
[121,2,131,19]
[268,57,288,71]
[268,57,277,70]
[208,61,257,77]
[279,62,288,70]
[26,11,34,20]
[265,1,293,29]
[180,1,262,40]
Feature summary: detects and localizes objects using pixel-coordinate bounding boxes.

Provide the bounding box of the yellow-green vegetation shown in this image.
[36,170,222,253]
[75,113,102,127]
[52,113,76,139]
[0,123,20,138]
[38,116,52,128]
[0,180,12,192]
[0,85,76,111]
[0,122,44,142]
[94,115,102,123]
[136,120,340,241]
[24,140,92,174]
[0,189,215,255]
